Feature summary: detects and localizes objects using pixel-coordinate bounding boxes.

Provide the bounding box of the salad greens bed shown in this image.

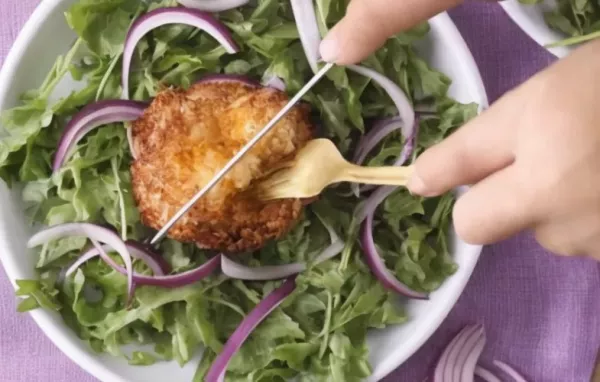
[520,0,600,46]
[1,0,478,380]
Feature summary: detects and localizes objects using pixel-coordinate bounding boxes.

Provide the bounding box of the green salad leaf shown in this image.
[2,0,478,381]
[520,0,600,47]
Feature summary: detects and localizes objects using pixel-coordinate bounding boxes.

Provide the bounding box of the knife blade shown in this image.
[149,62,335,245]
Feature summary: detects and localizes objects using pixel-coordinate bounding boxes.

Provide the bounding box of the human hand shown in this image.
[319,0,463,64]
[407,39,600,259]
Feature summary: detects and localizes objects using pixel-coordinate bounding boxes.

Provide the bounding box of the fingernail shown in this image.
[407,173,428,196]
[320,34,340,63]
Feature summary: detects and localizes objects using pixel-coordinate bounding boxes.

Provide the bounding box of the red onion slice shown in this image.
[291,0,321,73]
[70,249,219,288]
[493,360,528,382]
[65,249,100,277]
[195,73,261,88]
[475,366,502,382]
[348,66,414,197]
[221,240,344,281]
[177,0,250,12]
[347,65,415,137]
[353,118,405,167]
[351,117,406,197]
[125,240,171,274]
[221,212,343,281]
[356,119,425,299]
[118,254,219,288]
[65,240,170,278]
[53,100,147,172]
[221,255,305,281]
[122,8,240,99]
[433,324,486,382]
[455,325,486,381]
[361,212,428,299]
[262,74,286,92]
[356,118,419,222]
[205,277,297,382]
[28,223,134,302]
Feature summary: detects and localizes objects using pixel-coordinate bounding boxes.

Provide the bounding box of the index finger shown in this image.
[320,0,463,64]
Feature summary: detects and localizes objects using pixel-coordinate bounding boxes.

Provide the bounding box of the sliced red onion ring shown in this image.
[126,240,171,273]
[361,212,428,299]
[205,277,296,382]
[221,211,343,281]
[433,324,485,382]
[262,74,286,92]
[69,248,219,288]
[291,0,321,73]
[356,119,424,298]
[195,73,260,88]
[356,118,418,223]
[493,360,528,382]
[347,66,414,197]
[122,8,240,99]
[221,255,304,281]
[347,65,415,137]
[455,325,486,381]
[118,254,219,288]
[221,240,344,281]
[475,366,502,382]
[65,247,102,276]
[28,223,134,302]
[353,118,405,167]
[52,100,147,172]
[65,240,170,278]
[351,117,406,197]
[177,0,249,12]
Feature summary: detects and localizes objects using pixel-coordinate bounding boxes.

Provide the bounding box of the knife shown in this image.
[149,62,335,245]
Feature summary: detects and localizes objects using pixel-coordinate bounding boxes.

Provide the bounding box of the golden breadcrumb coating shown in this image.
[131,81,313,253]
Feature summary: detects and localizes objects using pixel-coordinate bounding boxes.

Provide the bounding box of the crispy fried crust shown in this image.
[130,82,313,253]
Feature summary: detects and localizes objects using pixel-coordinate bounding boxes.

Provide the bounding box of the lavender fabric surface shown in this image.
[0,1,599,381]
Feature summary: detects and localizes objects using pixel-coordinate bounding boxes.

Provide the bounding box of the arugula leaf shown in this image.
[15,279,61,312]
[520,0,600,46]
[128,351,159,366]
[65,0,141,57]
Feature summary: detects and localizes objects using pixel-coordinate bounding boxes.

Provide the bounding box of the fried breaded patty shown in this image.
[130,81,313,253]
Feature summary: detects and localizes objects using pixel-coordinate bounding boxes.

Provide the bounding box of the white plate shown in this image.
[0,1,488,381]
[500,0,572,58]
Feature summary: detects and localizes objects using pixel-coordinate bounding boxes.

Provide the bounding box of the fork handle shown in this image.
[340,164,415,186]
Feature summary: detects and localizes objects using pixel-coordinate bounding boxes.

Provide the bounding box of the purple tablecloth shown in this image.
[1,2,599,381]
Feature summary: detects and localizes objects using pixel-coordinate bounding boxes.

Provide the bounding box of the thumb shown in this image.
[320,0,462,65]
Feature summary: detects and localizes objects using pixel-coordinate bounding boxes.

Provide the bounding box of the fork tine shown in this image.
[254,176,299,200]
[256,170,294,189]
[254,188,287,201]
[248,180,287,201]
[258,177,288,190]
[262,160,295,177]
